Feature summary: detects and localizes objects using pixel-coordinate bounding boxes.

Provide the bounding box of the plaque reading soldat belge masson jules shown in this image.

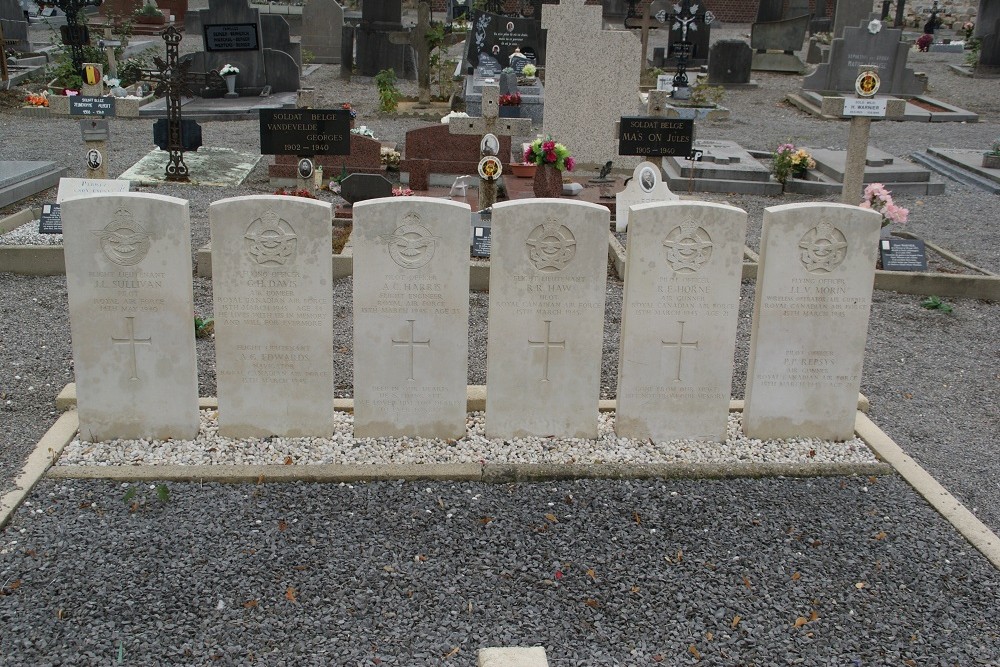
[259,109,351,157]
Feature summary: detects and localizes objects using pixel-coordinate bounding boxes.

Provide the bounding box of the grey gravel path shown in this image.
[1,20,999,664]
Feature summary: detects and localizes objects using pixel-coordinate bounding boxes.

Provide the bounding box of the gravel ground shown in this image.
[1,16,999,664]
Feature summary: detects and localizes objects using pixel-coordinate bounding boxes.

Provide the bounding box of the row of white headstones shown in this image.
[62,193,881,447]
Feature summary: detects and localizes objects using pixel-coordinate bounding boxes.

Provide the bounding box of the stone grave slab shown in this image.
[750,14,810,73]
[803,21,924,96]
[744,202,881,441]
[783,146,944,196]
[209,195,335,438]
[400,123,513,190]
[61,193,199,441]
[352,197,472,438]
[616,201,747,442]
[119,147,260,187]
[915,147,1000,194]
[0,0,29,52]
[56,178,131,203]
[787,91,978,123]
[486,199,609,439]
[269,133,385,184]
[542,0,642,169]
[301,0,343,64]
[464,75,545,126]
[660,140,782,196]
[615,161,677,232]
[0,161,67,209]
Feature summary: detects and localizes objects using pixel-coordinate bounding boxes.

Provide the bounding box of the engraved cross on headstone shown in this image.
[393,319,430,381]
[112,316,151,381]
[139,27,225,182]
[528,320,565,382]
[661,320,698,382]
[449,84,531,210]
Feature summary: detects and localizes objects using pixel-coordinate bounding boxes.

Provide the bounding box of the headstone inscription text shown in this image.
[259,109,351,156]
[618,117,694,157]
[204,23,259,51]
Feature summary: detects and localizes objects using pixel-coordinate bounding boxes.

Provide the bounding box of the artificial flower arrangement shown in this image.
[521,63,537,78]
[341,102,357,119]
[498,92,522,106]
[25,91,49,107]
[219,64,240,77]
[771,143,815,184]
[274,187,316,199]
[915,34,933,52]
[102,74,121,88]
[392,187,414,196]
[859,183,908,227]
[381,146,401,169]
[523,137,575,172]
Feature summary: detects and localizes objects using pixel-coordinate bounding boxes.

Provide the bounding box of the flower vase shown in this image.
[224,75,238,98]
[533,164,563,198]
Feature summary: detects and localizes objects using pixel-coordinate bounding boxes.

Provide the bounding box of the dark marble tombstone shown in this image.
[756,0,784,23]
[978,17,1000,73]
[184,0,300,94]
[340,172,393,204]
[0,0,29,52]
[447,0,470,22]
[707,39,753,85]
[802,20,924,95]
[356,0,414,79]
[465,9,546,69]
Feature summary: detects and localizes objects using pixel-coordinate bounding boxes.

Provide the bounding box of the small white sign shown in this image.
[56,178,130,203]
[843,97,888,117]
[656,74,672,91]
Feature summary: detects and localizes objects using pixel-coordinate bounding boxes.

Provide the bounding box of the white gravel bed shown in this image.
[0,221,62,246]
[58,410,877,467]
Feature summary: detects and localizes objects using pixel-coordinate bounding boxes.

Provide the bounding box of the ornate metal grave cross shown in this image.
[139,27,225,181]
[52,0,104,76]
[667,1,714,91]
[449,84,531,210]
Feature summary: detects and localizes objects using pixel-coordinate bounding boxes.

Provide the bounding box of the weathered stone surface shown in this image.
[269,133,385,182]
[743,203,881,441]
[352,197,472,438]
[400,123,513,190]
[479,647,549,667]
[0,0,29,52]
[485,199,609,439]
[707,39,753,85]
[210,195,335,438]
[62,193,199,441]
[542,0,641,169]
[832,0,871,38]
[803,21,924,95]
[616,201,747,442]
[615,161,677,232]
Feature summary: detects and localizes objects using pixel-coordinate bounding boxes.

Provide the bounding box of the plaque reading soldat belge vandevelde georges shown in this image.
[259,109,351,156]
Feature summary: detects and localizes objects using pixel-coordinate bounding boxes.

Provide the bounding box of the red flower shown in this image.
[544,150,557,163]
[542,140,555,151]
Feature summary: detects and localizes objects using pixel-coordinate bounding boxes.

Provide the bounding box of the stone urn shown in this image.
[533,164,563,198]
[983,153,1000,169]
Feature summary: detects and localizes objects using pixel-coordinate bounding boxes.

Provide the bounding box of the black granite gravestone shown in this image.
[707,39,752,85]
[340,173,393,204]
[756,0,784,23]
[465,9,546,69]
[356,0,414,79]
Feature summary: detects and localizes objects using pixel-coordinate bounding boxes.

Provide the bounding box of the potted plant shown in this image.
[983,139,1000,169]
[135,4,165,24]
[523,136,575,198]
[498,91,521,118]
[519,62,537,85]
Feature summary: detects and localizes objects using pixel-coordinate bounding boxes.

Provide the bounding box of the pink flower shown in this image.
[859,200,872,209]
[564,156,575,172]
[523,147,533,163]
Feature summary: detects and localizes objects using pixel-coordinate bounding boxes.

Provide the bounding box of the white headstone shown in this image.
[352,197,472,439]
[56,177,130,203]
[62,193,199,441]
[541,0,642,168]
[209,196,336,438]
[616,201,747,442]
[485,199,609,439]
[744,202,881,441]
[615,161,678,232]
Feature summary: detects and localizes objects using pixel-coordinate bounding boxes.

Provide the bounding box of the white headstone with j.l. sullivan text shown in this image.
[616,201,747,442]
[62,193,199,441]
[743,202,881,440]
[352,196,472,439]
[210,195,335,438]
[486,199,609,439]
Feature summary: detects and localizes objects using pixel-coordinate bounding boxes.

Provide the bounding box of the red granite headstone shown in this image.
[400,123,512,191]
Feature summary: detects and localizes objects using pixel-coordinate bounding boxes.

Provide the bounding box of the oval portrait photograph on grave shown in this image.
[481,133,499,157]
[86,149,102,170]
[639,165,657,192]
[297,158,314,180]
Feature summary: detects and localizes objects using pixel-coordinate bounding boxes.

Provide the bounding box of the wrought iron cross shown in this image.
[139,27,225,181]
[53,0,104,76]
[667,1,714,89]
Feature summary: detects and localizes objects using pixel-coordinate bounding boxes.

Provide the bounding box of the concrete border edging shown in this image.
[0,411,78,531]
[855,413,1000,570]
